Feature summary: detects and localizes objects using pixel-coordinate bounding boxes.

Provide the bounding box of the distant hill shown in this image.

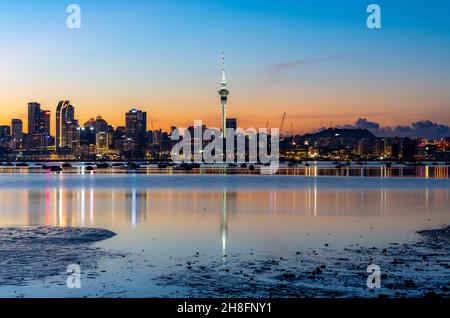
[304,128,376,139]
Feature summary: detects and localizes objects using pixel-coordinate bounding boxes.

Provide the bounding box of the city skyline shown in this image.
[1,52,449,140]
[1,0,450,134]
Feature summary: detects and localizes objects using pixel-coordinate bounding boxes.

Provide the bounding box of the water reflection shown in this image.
[0,183,449,252]
[4,187,447,227]
[1,164,450,179]
[221,190,228,259]
[6,188,450,225]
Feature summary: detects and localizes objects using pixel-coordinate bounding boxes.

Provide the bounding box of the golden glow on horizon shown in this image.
[1,95,448,135]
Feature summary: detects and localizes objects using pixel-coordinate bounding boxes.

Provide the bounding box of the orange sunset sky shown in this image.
[1,0,449,135]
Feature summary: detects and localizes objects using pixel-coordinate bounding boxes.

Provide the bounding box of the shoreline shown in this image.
[0,225,448,298]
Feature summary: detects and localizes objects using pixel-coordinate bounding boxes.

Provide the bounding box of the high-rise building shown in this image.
[80,127,96,146]
[96,132,109,153]
[42,110,51,136]
[27,102,41,134]
[84,118,96,130]
[11,119,23,141]
[218,53,229,137]
[66,122,80,150]
[56,100,79,150]
[27,102,50,138]
[94,115,108,132]
[11,119,23,149]
[226,118,237,131]
[125,108,147,147]
[84,115,109,133]
[0,125,10,143]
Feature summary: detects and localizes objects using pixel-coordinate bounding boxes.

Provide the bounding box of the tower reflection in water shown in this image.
[20,185,446,226]
[221,190,228,260]
[2,183,445,257]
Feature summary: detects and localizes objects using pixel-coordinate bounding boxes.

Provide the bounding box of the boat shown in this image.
[15,162,29,167]
[85,166,95,171]
[127,162,140,169]
[62,163,72,168]
[174,163,195,171]
[50,166,62,172]
[96,162,110,169]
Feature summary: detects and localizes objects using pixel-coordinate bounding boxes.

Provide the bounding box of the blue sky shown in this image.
[1,0,450,132]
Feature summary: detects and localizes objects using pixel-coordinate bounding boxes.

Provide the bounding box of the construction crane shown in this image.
[265,120,270,130]
[280,112,286,136]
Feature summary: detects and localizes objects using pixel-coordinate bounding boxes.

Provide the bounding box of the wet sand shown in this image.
[0,226,448,298]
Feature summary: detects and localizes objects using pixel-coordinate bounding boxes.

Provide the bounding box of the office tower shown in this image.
[79,127,96,146]
[94,115,108,133]
[84,115,109,133]
[11,119,23,149]
[42,110,51,136]
[0,125,10,143]
[84,118,96,130]
[27,102,41,134]
[11,119,23,141]
[27,103,50,140]
[226,118,237,131]
[218,53,229,137]
[96,132,109,153]
[66,122,80,150]
[56,100,78,149]
[125,108,147,146]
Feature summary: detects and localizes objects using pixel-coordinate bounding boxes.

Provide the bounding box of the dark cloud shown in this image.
[341,118,450,139]
[354,118,380,130]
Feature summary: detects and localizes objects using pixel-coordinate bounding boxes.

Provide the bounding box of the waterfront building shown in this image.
[11,119,23,149]
[125,108,147,147]
[96,131,110,153]
[56,101,79,150]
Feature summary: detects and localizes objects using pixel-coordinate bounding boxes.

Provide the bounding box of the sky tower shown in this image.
[218,53,229,137]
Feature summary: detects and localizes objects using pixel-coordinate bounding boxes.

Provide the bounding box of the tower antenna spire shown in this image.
[222,52,226,84]
[219,52,230,137]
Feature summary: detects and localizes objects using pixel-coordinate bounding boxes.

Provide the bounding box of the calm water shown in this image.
[1,162,450,178]
[0,174,449,296]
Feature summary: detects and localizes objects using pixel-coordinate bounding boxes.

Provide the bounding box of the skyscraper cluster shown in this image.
[0,99,153,160]
[0,56,244,161]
